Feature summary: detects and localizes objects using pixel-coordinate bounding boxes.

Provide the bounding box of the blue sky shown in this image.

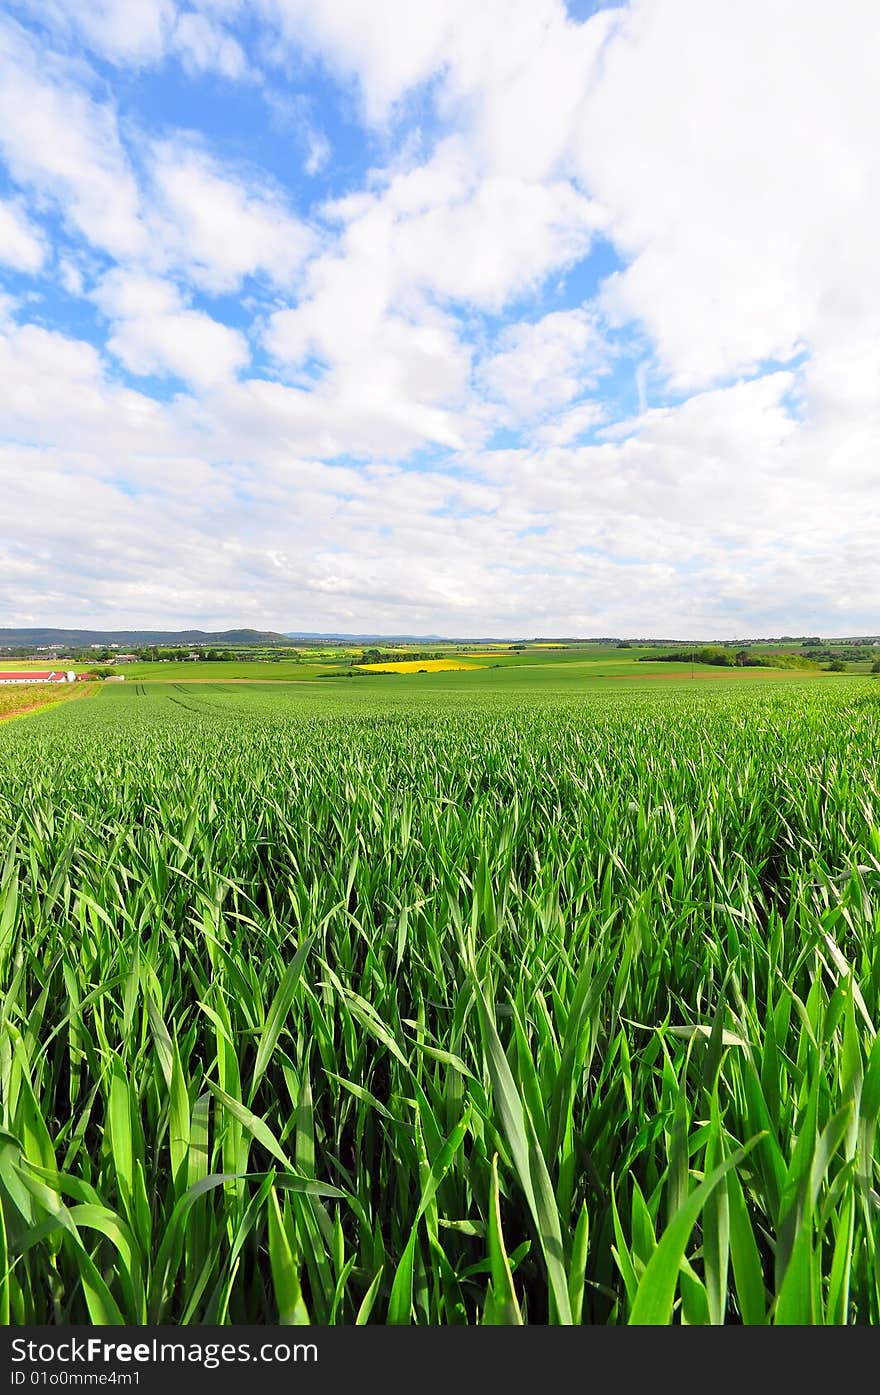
[1,1,877,637]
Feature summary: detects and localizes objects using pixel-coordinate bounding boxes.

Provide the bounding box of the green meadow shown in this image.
[6,637,859,685]
[1,664,879,1324]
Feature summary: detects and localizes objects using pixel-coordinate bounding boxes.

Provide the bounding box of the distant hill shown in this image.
[4,627,875,651]
[0,628,291,648]
[287,632,452,642]
[1,627,520,649]
[285,632,567,643]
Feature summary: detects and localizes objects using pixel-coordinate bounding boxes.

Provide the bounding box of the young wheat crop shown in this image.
[0,679,878,1324]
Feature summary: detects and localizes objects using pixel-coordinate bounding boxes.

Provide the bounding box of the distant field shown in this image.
[0,642,848,685]
[0,659,337,682]
[356,658,481,673]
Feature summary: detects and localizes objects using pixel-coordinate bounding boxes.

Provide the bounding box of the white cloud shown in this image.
[536,401,606,446]
[386,164,601,310]
[260,0,612,182]
[0,18,147,259]
[0,198,46,272]
[58,259,85,296]
[148,138,315,291]
[304,129,330,177]
[261,90,331,177]
[1,306,877,635]
[0,318,164,453]
[575,0,880,390]
[262,0,880,415]
[479,309,606,421]
[263,138,600,454]
[1,1,879,635]
[0,24,308,293]
[260,0,470,123]
[12,0,175,64]
[172,11,248,78]
[12,1,249,78]
[226,343,473,460]
[94,271,249,388]
[264,294,476,457]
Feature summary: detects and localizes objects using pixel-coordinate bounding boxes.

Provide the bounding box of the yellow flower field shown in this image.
[355,659,481,673]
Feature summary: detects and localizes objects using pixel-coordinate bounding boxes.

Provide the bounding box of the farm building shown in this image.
[0,670,76,685]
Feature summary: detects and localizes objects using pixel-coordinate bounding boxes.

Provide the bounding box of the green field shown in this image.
[1,670,879,1324]
[5,638,865,685]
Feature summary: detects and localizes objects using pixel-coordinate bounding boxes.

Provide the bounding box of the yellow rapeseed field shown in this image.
[355,659,480,673]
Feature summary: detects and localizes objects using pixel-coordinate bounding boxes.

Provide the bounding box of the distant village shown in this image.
[2,644,252,664]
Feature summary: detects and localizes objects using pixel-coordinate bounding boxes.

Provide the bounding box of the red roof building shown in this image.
[0,670,75,684]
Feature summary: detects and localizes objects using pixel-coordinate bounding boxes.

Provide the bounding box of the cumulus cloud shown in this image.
[259,0,613,175]
[575,0,880,390]
[1,301,875,636]
[0,17,312,293]
[479,309,608,422]
[171,11,247,79]
[0,316,165,453]
[0,17,147,259]
[12,0,175,65]
[263,138,601,454]
[147,138,315,291]
[0,0,878,635]
[536,401,607,447]
[94,271,250,388]
[11,0,249,78]
[0,199,46,272]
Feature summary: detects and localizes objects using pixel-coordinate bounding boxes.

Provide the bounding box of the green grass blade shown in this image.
[629,1138,761,1325]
